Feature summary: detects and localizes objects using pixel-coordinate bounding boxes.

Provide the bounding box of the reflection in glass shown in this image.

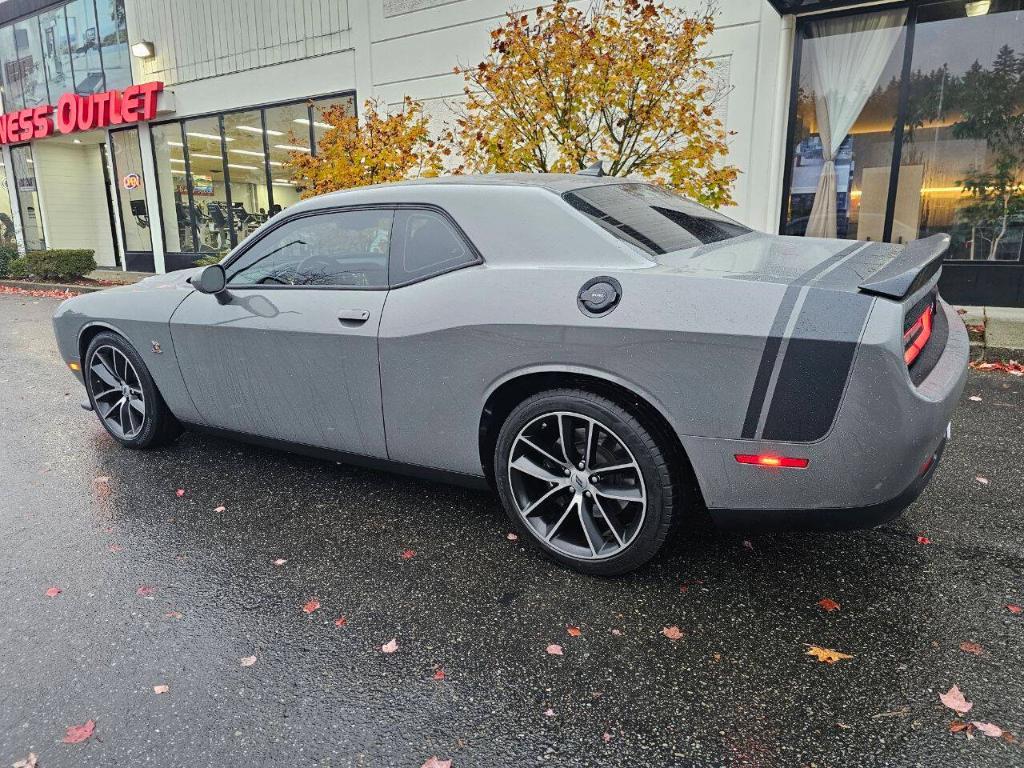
[309,94,356,148]
[66,0,103,95]
[39,8,74,103]
[0,27,23,111]
[111,128,153,252]
[11,145,45,250]
[898,0,1024,260]
[13,18,48,107]
[264,102,310,213]
[223,110,272,246]
[152,122,193,253]
[95,0,129,90]
[784,9,908,239]
[0,155,17,247]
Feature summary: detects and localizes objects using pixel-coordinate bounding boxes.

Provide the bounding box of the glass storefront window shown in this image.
[13,18,48,107]
[898,0,1024,260]
[39,8,74,105]
[264,102,311,214]
[783,9,909,240]
[223,110,272,246]
[0,27,23,112]
[152,122,194,253]
[11,145,45,251]
[185,115,230,256]
[309,94,356,148]
[110,128,153,253]
[0,155,17,248]
[66,0,104,95]
[96,0,130,90]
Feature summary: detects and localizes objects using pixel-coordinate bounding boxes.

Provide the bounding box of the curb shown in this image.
[0,279,102,294]
[956,305,1024,358]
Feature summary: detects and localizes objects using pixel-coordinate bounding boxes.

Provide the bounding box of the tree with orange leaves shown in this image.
[449,0,737,207]
[287,96,445,198]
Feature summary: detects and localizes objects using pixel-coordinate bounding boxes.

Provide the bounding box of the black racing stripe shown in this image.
[740,284,801,439]
[795,240,867,284]
[761,291,871,442]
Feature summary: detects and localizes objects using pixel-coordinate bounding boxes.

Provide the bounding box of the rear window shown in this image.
[563,183,750,259]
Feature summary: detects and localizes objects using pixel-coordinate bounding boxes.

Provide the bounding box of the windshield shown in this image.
[563,183,750,259]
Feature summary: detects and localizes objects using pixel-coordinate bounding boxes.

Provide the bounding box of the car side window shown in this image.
[389,208,476,285]
[227,209,394,287]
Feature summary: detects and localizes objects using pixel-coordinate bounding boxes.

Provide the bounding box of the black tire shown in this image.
[84,331,182,449]
[494,388,678,575]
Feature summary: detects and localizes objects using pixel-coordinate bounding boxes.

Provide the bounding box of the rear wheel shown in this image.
[494,389,678,575]
[84,332,181,449]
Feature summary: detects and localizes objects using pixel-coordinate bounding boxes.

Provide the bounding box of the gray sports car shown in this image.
[53,174,968,575]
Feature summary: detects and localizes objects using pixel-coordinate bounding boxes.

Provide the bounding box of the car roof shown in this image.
[380,173,632,194]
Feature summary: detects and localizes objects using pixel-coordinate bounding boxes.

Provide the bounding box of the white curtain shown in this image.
[804,10,907,239]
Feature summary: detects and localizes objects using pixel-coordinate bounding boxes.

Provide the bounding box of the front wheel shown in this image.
[84,331,181,449]
[494,389,679,575]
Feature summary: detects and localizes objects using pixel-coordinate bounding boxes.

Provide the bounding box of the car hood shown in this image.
[653,232,904,293]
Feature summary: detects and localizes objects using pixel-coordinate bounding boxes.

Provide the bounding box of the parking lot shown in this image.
[1,292,1022,767]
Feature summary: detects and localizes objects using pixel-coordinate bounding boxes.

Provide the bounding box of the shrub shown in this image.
[192,255,222,267]
[24,249,97,280]
[0,244,18,277]
[6,257,29,278]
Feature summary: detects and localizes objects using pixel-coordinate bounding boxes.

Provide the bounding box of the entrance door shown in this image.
[168,207,394,458]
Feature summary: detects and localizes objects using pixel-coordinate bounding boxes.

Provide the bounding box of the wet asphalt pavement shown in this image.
[1,292,1022,768]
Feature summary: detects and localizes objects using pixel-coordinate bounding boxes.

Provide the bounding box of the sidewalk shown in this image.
[958,306,1024,358]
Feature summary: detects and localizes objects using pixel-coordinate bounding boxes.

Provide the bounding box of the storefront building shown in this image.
[0,0,1020,304]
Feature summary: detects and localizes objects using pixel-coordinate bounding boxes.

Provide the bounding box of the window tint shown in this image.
[228,210,393,287]
[390,209,475,284]
[563,183,750,258]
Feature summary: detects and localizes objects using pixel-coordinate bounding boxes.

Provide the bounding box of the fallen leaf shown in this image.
[602,732,613,743]
[175,488,185,497]
[975,476,989,486]
[45,586,62,597]
[916,534,933,545]
[153,684,169,694]
[546,644,564,656]
[968,395,982,402]
[401,549,416,560]
[506,532,518,541]
[742,539,754,551]
[136,585,155,598]
[272,558,287,566]
[567,626,581,637]
[939,685,973,714]
[382,638,399,654]
[679,584,688,594]
[164,610,183,620]
[1008,604,1022,615]
[63,719,96,744]
[240,655,257,667]
[818,597,841,612]
[959,641,984,656]
[950,720,971,733]
[662,626,685,641]
[302,599,320,614]
[11,753,37,768]
[213,505,226,513]
[973,721,1003,738]
[713,652,722,662]
[334,616,347,627]
[805,645,853,664]
[543,708,556,717]
[420,758,451,768]
[92,476,111,498]
[433,667,446,681]
[610,628,622,636]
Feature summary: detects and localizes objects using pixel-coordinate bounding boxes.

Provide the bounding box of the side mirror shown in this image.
[194,264,226,294]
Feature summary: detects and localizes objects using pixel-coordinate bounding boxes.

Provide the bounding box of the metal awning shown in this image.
[766,0,895,13]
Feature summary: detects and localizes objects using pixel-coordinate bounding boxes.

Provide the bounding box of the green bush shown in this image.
[24,249,97,280]
[0,244,18,277]
[6,257,29,279]
[192,255,222,267]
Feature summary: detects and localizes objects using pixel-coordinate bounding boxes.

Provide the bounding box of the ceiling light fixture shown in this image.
[236,125,284,136]
[230,149,265,157]
[186,131,232,142]
[293,118,332,130]
[227,163,257,170]
[274,144,309,153]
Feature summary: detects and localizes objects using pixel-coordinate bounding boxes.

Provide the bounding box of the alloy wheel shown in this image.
[507,410,647,560]
[88,344,146,440]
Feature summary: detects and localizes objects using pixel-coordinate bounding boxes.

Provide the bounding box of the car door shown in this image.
[169,207,393,458]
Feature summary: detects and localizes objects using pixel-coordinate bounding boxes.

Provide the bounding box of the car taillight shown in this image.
[904,303,934,366]
[734,454,809,469]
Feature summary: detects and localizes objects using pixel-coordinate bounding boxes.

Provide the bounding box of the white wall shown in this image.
[33,141,117,267]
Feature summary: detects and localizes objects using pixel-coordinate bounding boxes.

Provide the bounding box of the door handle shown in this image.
[338,309,371,325]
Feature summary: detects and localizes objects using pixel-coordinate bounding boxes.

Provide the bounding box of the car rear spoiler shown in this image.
[858,233,949,300]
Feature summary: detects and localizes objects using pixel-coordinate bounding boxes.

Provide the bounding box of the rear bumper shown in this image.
[708,432,947,531]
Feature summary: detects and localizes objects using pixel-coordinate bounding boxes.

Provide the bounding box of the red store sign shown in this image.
[0,82,164,145]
